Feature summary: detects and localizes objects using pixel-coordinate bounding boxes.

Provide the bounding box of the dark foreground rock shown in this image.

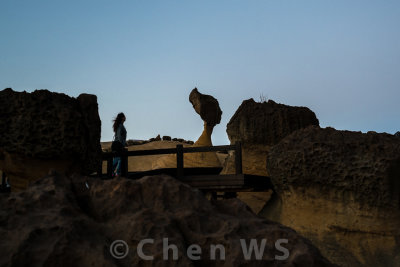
[0,88,102,191]
[264,126,400,267]
[0,174,333,267]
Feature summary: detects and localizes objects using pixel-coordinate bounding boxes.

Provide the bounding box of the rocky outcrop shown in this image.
[154,88,222,169]
[395,131,400,137]
[221,99,319,213]
[0,88,102,191]
[226,99,319,146]
[162,135,171,141]
[189,88,222,127]
[0,173,334,266]
[264,126,400,267]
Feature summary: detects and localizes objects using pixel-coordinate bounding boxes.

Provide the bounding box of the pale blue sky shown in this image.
[1,0,399,144]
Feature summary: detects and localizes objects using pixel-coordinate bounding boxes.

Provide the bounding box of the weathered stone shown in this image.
[162,135,171,141]
[267,126,400,208]
[226,98,319,146]
[0,88,101,191]
[264,125,400,266]
[154,89,223,169]
[189,88,222,127]
[222,99,319,213]
[0,173,334,266]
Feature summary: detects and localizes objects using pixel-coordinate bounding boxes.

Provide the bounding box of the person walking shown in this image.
[111,112,127,177]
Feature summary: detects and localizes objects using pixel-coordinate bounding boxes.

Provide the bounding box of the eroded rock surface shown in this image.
[222,99,319,213]
[264,126,400,266]
[154,88,222,169]
[0,88,101,190]
[0,173,334,267]
[226,99,319,146]
[189,87,222,127]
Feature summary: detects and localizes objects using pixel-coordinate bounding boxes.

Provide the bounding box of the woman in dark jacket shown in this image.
[112,112,127,177]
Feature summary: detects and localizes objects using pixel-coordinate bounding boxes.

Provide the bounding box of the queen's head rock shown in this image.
[153,88,223,169]
[189,87,222,128]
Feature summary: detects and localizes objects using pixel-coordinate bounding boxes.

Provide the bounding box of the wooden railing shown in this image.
[101,142,242,178]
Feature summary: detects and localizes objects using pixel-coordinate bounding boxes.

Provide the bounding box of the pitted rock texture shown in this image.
[267,126,400,208]
[189,88,222,127]
[0,88,101,189]
[264,125,400,266]
[222,99,318,213]
[226,99,319,146]
[0,174,334,267]
[154,88,223,169]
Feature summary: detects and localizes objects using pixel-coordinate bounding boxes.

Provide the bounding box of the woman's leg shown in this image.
[115,157,122,176]
[112,157,121,176]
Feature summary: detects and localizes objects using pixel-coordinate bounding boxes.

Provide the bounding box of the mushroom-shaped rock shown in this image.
[153,88,223,169]
[189,88,222,127]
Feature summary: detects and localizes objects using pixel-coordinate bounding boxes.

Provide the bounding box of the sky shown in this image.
[1,0,399,144]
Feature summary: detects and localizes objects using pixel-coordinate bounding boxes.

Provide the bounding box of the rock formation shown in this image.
[153,88,223,169]
[226,99,319,146]
[221,99,319,213]
[395,131,400,137]
[0,173,334,266]
[0,88,102,191]
[189,87,222,146]
[264,126,400,267]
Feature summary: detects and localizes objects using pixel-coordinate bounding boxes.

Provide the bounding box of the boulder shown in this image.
[395,131,400,137]
[162,136,171,141]
[0,173,334,266]
[226,99,319,146]
[0,88,101,191]
[153,88,222,169]
[221,99,319,213]
[189,87,222,127]
[264,126,400,266]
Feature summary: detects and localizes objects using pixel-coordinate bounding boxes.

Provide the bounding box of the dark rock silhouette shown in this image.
[0,173,334,266]
[0,88,101,191]
[264,125,400,266]
[267,126,400,208]
[395,131,400,137]
[221,99,319,213]
[162,135,171,141]
[189,88,222,127]
[226,99,319,146]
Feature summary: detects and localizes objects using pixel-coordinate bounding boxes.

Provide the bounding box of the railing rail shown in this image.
[100,141,242,178]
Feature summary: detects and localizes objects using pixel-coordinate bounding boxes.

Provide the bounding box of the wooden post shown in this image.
[235,141,243,175]
[176,144,184,178]
[107,156,113,178]
[97,162,103,177]
[1,172,6,189]
[121,149,128,177]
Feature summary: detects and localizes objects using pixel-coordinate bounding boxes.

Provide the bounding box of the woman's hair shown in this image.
[113,112,125,133]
